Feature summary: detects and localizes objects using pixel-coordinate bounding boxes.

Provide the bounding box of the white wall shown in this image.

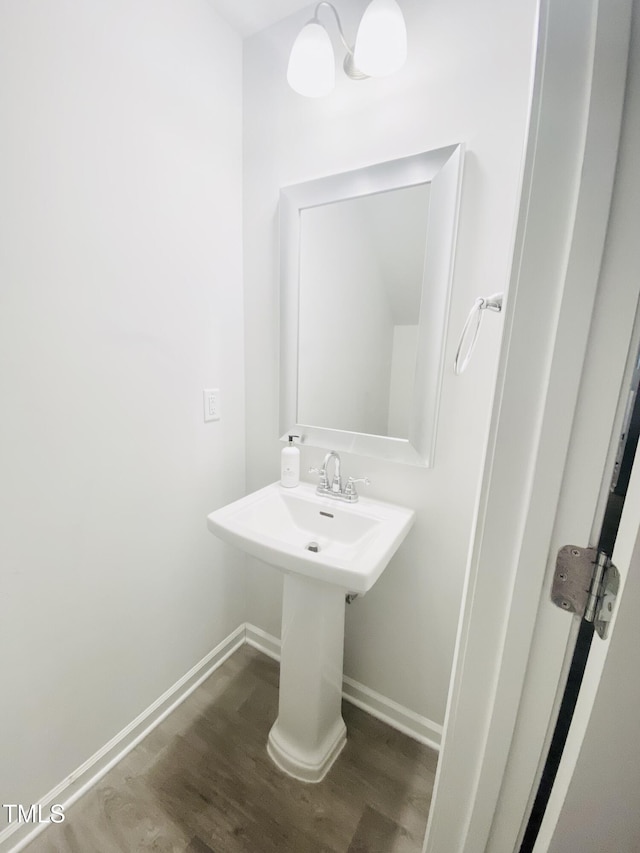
[0,0,245,820]
[243,0,538,725]
[298,199,394,434]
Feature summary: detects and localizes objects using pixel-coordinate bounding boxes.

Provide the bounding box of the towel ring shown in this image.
[454,293,503,375]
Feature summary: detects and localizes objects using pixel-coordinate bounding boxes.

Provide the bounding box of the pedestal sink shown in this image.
[207,481,415,782]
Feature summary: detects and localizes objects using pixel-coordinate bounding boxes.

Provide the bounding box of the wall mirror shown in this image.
[279,144,464,466]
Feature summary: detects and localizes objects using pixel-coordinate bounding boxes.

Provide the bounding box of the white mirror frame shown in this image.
[279,143,464,466]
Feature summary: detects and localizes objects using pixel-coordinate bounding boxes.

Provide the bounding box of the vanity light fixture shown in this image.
[287,0,407,98]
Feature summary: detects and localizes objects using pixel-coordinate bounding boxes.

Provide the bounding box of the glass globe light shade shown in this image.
[354,0,407,78]
[287,21,336,97]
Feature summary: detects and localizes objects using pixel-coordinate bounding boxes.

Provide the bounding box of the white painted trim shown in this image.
[246,623,442,750]
[342,676,442,752]
[536,449,640,850]
[532,4,640,846]
[245,622,281,660]
[2,621,440,853]
[1,625,245,853]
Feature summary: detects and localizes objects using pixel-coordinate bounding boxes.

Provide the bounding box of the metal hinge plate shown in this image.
[551,546,619,640]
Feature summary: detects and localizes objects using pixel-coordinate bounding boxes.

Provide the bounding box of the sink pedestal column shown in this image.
[267,573,347,783]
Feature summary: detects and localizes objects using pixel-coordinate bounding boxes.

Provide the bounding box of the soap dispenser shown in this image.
[281,435,300,488]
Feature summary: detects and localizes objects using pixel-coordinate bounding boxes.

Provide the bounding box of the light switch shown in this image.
[203,388,221,422]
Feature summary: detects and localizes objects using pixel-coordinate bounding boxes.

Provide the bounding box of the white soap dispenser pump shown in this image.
[281,434,300,488]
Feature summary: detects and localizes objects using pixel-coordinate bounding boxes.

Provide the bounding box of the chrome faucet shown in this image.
[324,450,342,494]
[309,451,370,503]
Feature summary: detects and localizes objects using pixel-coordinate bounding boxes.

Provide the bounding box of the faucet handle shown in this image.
[343,476,371,499]
[346,476,371,487]
[309,466,329,489]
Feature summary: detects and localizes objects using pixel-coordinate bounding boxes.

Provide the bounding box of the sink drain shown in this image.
[305,541,320,553]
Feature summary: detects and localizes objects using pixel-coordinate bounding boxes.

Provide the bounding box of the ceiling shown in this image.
[208,0,313,37]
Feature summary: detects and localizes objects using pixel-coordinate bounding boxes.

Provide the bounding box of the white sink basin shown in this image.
[207,480,415,594]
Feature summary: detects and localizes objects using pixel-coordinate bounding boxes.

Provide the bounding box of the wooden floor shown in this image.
[24,645,437,852]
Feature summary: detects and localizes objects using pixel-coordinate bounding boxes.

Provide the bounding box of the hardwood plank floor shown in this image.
[24,646,437,853]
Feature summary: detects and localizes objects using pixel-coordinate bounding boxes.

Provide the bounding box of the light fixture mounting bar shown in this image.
[312,1,369,80]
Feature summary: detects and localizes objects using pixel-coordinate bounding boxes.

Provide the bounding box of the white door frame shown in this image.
[424,0,634,851]
[539,420,640,851]
[534,0,640,845]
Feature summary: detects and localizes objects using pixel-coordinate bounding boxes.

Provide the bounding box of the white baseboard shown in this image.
[342,675,442,751]
[245,622,281,661]
[245,623,442,752]
[3,622,441,852]
[1,625,245,853]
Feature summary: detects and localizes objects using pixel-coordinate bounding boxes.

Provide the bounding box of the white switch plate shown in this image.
[203,388,221,422]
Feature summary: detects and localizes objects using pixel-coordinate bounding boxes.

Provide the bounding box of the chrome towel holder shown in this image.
[454,293,503,375]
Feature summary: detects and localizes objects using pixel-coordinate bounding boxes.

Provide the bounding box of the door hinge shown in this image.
[551,546,620,640]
